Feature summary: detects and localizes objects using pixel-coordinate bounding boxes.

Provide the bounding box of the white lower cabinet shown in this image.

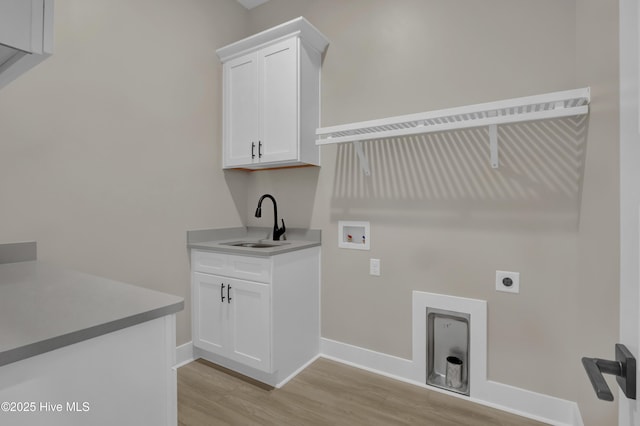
[193,272,271,372]
[191,247,320,387]
[0,316,177,426]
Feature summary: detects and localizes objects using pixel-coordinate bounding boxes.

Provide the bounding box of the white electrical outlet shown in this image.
[370,259,381,276]
[496,270,519,293]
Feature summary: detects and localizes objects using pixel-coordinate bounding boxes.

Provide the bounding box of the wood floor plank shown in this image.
[178,358,549,426]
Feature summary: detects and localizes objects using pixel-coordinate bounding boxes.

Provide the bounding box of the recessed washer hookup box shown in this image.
[426,307,470,396]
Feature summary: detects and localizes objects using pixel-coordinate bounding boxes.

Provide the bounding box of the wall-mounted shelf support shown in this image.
[489,124,499,169]
[316,88,590,175]
[353,141,371,176]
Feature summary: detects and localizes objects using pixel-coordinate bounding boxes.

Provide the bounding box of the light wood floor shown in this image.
[178,358,548,426]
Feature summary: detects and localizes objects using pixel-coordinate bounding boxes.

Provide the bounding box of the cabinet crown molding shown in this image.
[216,16,329,63]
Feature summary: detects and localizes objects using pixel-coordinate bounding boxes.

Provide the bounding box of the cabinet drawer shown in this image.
[227,254,271,283]
[192,250,227,275]
[192,250,271,283]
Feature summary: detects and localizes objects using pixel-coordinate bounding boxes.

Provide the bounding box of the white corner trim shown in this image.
[320,337,580,426]
[236,0,269,10]
[174,341,195,369]
[275,354,322,388]
[572,403,585,426]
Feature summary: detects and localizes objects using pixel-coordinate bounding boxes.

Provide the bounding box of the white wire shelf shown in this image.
[315,87,590,175]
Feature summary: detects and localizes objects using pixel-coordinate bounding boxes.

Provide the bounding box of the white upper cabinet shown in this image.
[0,0,54,90]
[217,17,329,170]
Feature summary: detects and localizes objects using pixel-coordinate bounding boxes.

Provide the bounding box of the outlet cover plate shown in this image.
[496,270,519,293]
[370,259,380,276]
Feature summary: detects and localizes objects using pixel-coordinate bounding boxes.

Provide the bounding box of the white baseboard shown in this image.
[320,337,582,426]
[174,341,194,369]
[479,380,584,426]
[320,337,415,381]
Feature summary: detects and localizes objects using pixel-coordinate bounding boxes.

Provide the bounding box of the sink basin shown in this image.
[221,241,289,249]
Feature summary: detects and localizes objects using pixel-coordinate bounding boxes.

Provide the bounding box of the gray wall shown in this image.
[0,1,618,424]
[0,0,250,349]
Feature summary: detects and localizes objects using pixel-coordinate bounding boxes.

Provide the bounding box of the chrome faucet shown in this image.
[255,194,286,241]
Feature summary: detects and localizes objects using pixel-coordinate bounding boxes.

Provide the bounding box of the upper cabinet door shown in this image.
[223,52,259,168]
[0,0,42,53]
[0,0,53,90]
[258,37,298,165]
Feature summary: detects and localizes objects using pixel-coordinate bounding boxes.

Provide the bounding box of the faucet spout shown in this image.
[255,194,286,241]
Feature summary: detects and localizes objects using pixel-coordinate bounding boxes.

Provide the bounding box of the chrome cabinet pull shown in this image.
[251,142,256,159]
[258,141,262,158]
[227,285,232,303]
[220,283,225,302]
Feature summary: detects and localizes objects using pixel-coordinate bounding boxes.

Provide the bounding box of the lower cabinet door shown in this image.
[192,272,227,354]
[227,277,272,372]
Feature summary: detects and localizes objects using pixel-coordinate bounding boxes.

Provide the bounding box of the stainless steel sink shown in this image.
[221,241,289,249]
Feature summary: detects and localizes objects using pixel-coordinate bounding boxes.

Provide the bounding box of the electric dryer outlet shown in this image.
[496,270,519,293]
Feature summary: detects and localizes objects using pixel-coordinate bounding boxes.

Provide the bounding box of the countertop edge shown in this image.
[187,241,321,256]
[0,300,184,368]
[0,242,37,264]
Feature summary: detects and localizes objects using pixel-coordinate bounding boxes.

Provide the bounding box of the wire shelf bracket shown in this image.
[315,87,590,175]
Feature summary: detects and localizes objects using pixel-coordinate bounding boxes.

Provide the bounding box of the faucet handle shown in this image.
[273,219,286,241]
